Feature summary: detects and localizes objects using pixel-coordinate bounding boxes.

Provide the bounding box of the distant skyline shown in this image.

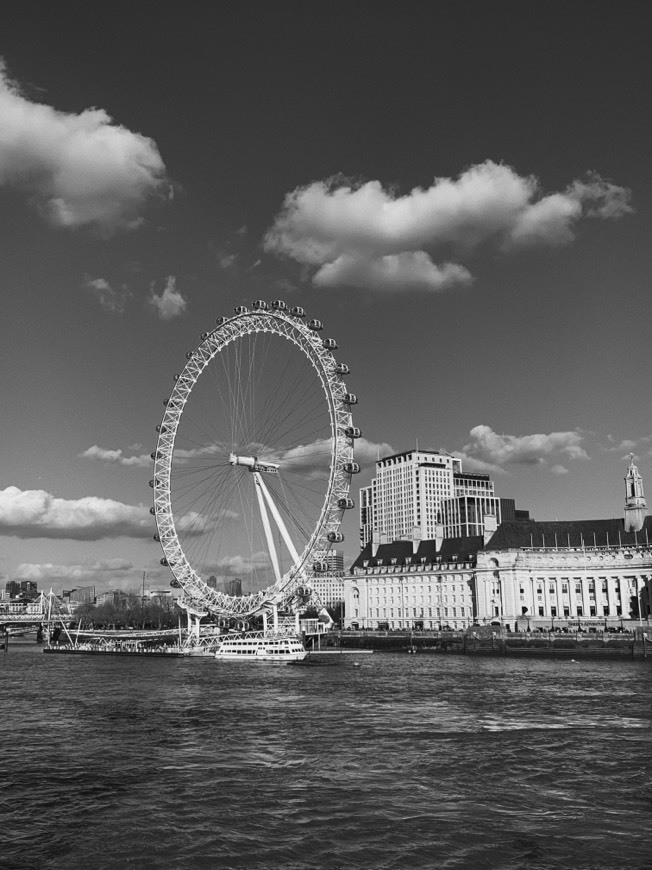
[1,2,650,594]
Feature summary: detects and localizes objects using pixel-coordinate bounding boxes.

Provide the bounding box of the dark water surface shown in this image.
[1,646,650,870]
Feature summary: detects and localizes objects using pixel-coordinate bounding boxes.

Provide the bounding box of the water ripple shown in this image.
[1,647,651,869]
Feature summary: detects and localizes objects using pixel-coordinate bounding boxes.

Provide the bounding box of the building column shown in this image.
[581,576,592,619]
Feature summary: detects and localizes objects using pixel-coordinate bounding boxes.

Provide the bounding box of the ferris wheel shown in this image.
[150,301,360,621]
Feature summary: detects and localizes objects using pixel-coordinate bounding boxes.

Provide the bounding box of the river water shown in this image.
[1,645,650,870]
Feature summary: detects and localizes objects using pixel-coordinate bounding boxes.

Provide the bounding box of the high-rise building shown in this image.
[359,450,462,547]
[224,577,242,597]
[360,449,504,546]
[439,472,504,538]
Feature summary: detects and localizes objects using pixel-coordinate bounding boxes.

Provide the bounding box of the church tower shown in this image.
[624,454,647,533]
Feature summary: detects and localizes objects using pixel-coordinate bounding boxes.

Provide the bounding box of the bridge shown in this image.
[0,590,75,632]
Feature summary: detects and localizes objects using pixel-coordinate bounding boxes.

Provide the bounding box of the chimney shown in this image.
[483,513,498,545]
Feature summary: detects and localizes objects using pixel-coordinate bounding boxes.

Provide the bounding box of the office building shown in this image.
[359,449,504,548]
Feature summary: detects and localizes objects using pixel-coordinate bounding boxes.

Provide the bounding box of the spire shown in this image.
[624,454,647,533]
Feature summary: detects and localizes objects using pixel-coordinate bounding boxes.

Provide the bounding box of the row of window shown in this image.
[371,606,471,618]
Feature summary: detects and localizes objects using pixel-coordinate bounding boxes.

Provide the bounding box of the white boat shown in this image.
[215,633,308,663]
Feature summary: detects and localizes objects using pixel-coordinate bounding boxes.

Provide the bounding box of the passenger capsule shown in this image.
[343,393,358,405]
[344,426,362,439]
[289,306,305,317]
[327,532,344,543]
[200,332,209,340]
[313,561,329,573]
[155,425,168,434]
[252,300,268,310]
[150,451,158,460]
[169,578,181,588]
[271,300,287,310]
[335,363,350,375]
[322,338,338,350]
[160,558,169,567]
[186,351,194,360]
[338,497,355,510]
[234,305,248,315]
[343,462,361,474]
[149,507,156,515]
[172,374,180,382]
[149,479,155,488]
[153,534,161,542]
[307,319,323,330]
[215,316,226,326]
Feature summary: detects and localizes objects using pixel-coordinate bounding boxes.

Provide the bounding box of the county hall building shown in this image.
[343,456,652,631]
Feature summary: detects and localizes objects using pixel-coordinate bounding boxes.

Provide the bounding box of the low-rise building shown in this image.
[477,517,652,630]
[345,537,483,630]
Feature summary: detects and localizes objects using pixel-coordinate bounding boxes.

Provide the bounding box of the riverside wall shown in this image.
[328,629,650,660]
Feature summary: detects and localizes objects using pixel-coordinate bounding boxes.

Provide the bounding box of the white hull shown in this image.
[215,633,308,663]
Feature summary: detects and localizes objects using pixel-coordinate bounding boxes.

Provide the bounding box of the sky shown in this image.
[1,2,651,596]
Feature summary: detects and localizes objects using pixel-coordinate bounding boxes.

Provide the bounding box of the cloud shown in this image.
[264,161,632,292]
[80,444,151,468]
[351,438,396,469]
[14,558,133,583]
[0,60,167,232]
[604,436,637,454]
[457,425,589,472]
[253,436,395,478]
[313,252,472,291]
[205,551,271,577]
[82,275,132,313]
[0,485,153,540]
[149,275,187,320]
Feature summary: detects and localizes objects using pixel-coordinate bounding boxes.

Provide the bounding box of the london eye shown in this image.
[150,301,360,626]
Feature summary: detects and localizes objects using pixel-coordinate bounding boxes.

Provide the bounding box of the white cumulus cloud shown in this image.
[149,275,187,320]
[456,425,589,472]
[264,161,632,292]
[0,60,167,232]
[0,485,153,540]
[80,445,151,468]
[82,275,132,313]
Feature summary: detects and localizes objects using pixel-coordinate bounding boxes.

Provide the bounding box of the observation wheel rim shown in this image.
[151,308,355,618]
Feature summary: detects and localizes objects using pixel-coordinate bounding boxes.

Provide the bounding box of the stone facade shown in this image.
[476,542,652,630]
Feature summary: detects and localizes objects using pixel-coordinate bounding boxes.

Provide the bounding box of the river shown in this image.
[1,645,650,869]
